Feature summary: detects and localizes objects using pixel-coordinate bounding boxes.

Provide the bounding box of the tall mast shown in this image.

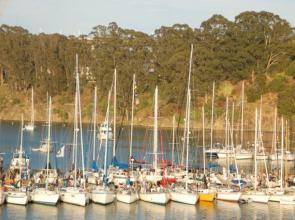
[254,108,258,193]
[225,97,229,178]
[31,87,34,126]
[153,86,158,170]
[185,88,191,190]
[172,115,176,167]
[202,106,206,176]
[46,96,52,190]
[280,117,284,190]
[210,82,215,161]
[73,54,79,187]
[182,44,193,166]
[77,57,85,188]
[19,114,24,186]
[113,68,117,158]
[129,74,135,159]
[92,87,97,161]
[104,90,112,176]
[240,81,244,147]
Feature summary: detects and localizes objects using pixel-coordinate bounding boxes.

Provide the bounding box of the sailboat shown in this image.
[139,86,169,205]
[24,87,36,131]
[6,115,30,205]
[240,108,269,203]
[269,118,295,202]
[116,74,138,204]
[235,82,252,160]
[31,97,60,205]
[216,99,241,203]
[60,54,89,206]
[198,106,216,202]
[91,89,115,205]
[170,88,198,205]
[169,45,198,205]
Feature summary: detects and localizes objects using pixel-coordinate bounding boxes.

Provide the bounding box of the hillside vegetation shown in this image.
[0,11,295,130]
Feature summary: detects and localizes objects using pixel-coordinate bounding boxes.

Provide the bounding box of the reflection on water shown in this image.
[0,201,295,220]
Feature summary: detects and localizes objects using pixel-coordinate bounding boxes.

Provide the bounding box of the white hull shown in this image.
[241,193,269,203]
[6,191,29,205]
[170,191,198,205]
[60,188,89,206]
[269,194,294,202]
[0,191,6,205]
[139,192,169,205]
[235,154,252,160]
[24,124,35,131]
[217,192,241,202]
[30,189,59,205]
[91,190,115,205]
[280,200,295,205]
[116,192,138,204]
[256,155,268,160]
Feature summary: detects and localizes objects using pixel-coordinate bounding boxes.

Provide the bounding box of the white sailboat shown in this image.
[6,115,30,205]
[24,87,36,131]
[139,86,169,205]
[31,97,60,205]
[60,54,89,206]
[236,82,252,160]
[241,108,269,203]
[0,188,5,205]
[216,99,241,203]
[116,74,138,204]
[170,45,198,205]
[91,89,115,205]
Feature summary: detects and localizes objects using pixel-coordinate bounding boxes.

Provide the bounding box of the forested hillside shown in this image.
[0,11,294,128]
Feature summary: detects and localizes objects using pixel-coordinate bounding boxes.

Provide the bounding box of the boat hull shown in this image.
[199,193,215,202]
[31,190,59,205]
[60,189,89,206]
[116,192,138,204]
[0,191,6,205]
[240,193,269,203]
[269,194,294,202]
[6,191,29,205]
[170,191,198,205]
[217,192,241,202]
[91,191,115,205]
[139,192,169,205]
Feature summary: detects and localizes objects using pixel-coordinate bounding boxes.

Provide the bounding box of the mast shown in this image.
[31,87,34,126]
[113,68,117,158]
[202,106,206,176]
[77,57,85,188]
[182,44,193,166]
[104,90,112,177]
[19,114,24,187]
[254,108,258,193]
[225,97,229,178]
[240,81,244,147]
[172,115,176,167]
[185,89,191,190]
[210,82,215,161]
[46,96,52,190]
[280,117,284,190]
[153,86,158,170]
[129,74,135,159]
[73,54,79,187]
[92,86,97,161]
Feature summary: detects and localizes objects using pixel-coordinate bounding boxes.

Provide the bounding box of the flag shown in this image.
[57,145,65,158]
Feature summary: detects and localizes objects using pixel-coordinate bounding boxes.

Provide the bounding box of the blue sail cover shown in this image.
[91,160,98,171]
[208,162,219,169]
[112,157,128,169]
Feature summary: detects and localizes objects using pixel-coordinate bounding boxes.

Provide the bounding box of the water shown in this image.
[0,121,294,220]
[0,201,295,220]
